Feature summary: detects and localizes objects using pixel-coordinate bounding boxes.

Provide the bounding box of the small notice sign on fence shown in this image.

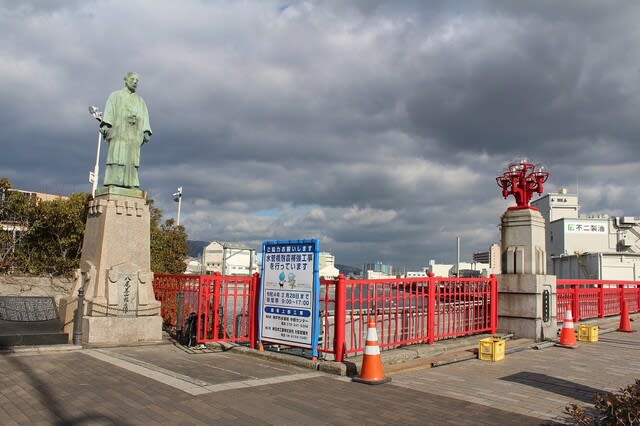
[259,239,320,356]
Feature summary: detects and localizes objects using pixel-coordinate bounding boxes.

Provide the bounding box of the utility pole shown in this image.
[456,236,461,278]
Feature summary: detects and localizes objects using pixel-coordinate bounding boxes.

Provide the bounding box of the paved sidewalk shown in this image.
[0,349,541,425]
[392,329,640,423]
[0,325,638,425]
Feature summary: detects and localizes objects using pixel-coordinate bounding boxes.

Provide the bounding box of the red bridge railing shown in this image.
[153,274,639,361]
[154,273,499,362]
[319,274,498,360]
[153,273,260,345]
[153,274,200,330]
[557,279,640,322]
[196,273,260,345]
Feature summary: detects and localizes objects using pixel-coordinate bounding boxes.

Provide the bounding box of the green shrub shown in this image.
[566,379,640,425]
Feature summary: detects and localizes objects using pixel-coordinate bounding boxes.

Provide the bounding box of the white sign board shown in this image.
[566,221,608,234]
[259,239,319,351]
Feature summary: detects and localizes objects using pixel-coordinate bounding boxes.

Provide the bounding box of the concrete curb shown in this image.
[0,344,83,355]
[204,333,509,377]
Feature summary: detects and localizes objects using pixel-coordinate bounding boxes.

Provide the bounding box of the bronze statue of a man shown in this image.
[100,72,152,188]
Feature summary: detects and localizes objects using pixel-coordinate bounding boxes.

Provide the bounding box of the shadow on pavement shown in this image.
[3,353,129,425]
[499,371,603,403]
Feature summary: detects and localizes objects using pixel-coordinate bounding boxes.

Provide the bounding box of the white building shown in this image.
[201,241,258,276]
[427,260,453,277]
[532,189,640,280]
[365,270,395,279]
[426,259,490,277]
[319,252,340,279]
[184,258,202,275]
[405,269,428,278]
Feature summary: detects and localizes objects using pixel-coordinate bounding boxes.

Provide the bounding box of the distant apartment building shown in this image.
[201,241,257,276]
[2,187,68,203]
[363,261,393,277]
[531,189,640,280]
[472,243,501,274]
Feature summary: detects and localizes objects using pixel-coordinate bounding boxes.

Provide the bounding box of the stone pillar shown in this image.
[498,208,557,341]
[60,187,162,345]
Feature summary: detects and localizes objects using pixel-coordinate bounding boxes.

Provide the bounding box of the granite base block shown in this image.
[82,315,162,346]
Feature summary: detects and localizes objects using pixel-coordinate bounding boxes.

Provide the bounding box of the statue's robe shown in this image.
[102,88,151,188]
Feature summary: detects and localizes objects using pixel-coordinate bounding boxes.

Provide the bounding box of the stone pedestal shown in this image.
[499,274,557,341]
[498,208,558,341]
[500,208,547,275]
[60,187,161,345]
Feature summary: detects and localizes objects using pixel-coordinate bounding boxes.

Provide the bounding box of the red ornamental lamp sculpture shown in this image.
[496,158,549,210]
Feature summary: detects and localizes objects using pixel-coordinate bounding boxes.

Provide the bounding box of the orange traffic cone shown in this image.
[558,309,577,347]
[618,300,635,333]
[353,317,391,385]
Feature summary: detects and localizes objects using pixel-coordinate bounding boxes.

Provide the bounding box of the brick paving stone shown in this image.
[0,329,636,425]
[391,330,640,424]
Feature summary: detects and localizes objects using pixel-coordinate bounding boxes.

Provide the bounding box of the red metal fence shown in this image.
[557,279,640,322]
[153,274,200,330]
[196,274,259,344]
[153,273,259,344]
[318,274,498,361]
[154,273,498,362]
[153,274,640,360]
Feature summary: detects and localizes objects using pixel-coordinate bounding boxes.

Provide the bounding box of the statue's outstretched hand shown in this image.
[100,125,112,139]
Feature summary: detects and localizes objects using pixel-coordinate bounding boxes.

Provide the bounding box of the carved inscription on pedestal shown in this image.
[117,274,138,316]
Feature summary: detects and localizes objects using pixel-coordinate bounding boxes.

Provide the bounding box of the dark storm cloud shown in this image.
[1,0,639,268]
[406,8,640,158]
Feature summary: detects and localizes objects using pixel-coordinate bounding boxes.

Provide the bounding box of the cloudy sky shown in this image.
[2,0,640,269]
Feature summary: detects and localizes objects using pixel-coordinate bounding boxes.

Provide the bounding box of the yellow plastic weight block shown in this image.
[577,324,598,342]
[478,337,505,361]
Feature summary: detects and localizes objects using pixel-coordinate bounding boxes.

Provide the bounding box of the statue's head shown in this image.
[124,72,139,93]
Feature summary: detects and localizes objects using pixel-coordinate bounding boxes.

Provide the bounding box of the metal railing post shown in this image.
[490,274,498,334]
[72,287,85,345]
[212,272,222,340]
[427,272,435,344]
[196,275,207,343]
[249,272,260,349]
[572,285,580,322]
[176,291,184,339]
[619,284,624,315]
[334,274,346,362]
[598,283,604,318]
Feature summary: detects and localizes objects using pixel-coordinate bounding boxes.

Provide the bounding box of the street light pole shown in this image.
[173,186,183,225]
